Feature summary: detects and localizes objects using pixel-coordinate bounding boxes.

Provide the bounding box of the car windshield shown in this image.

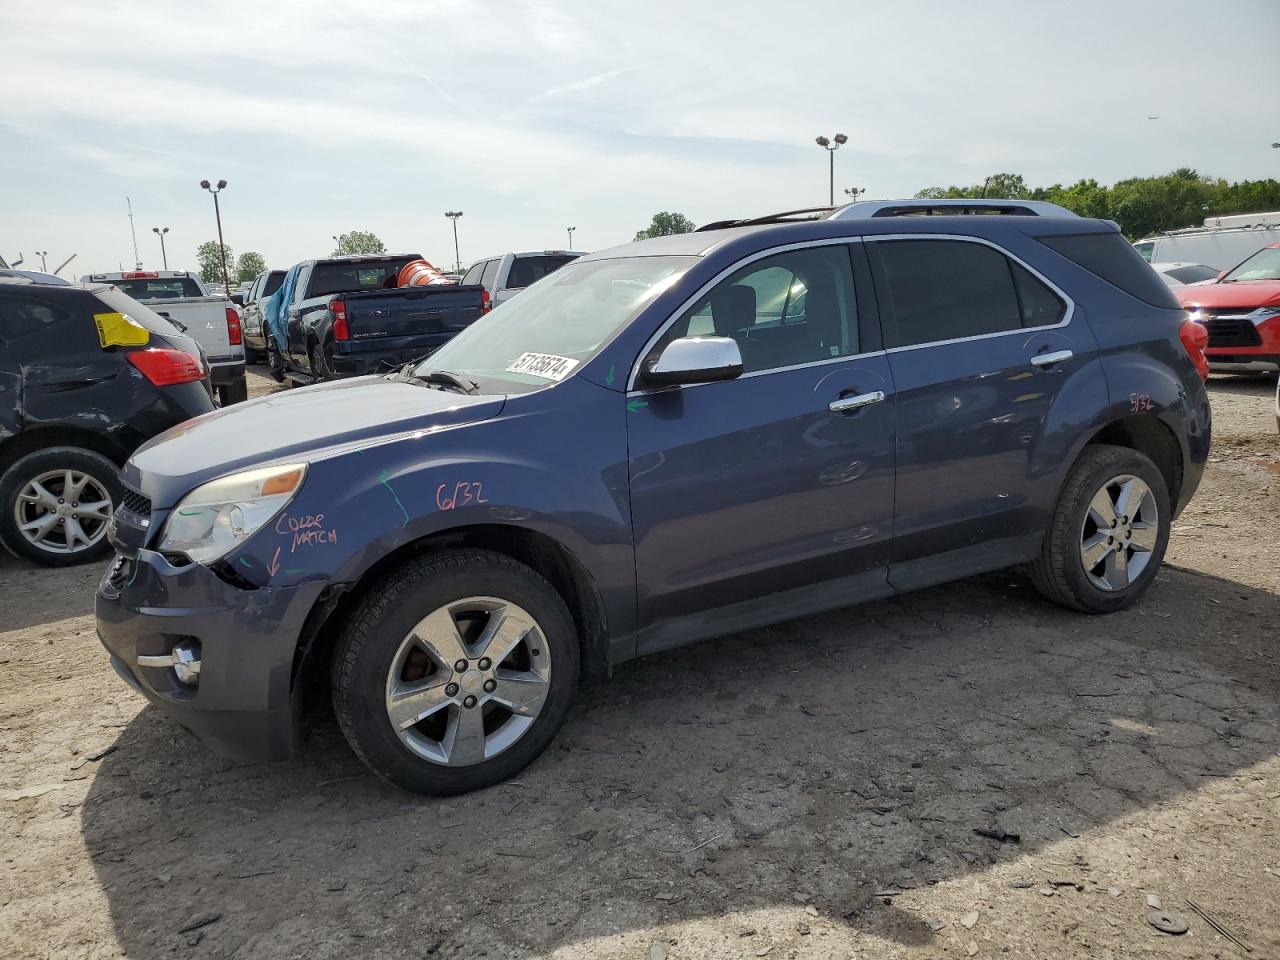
[1223,246,1280,282]
[415,256,693,394]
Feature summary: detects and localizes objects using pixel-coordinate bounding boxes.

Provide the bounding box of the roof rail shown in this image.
[694,207,835,232]
[830,199,1078,220]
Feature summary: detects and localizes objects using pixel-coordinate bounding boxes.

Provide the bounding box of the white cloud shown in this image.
[1,0,1277,276]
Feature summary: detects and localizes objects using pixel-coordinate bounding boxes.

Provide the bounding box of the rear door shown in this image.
[866,235,1094,588]
[0,289,129,431]
[627,241,896,651]
[286,264,314,363]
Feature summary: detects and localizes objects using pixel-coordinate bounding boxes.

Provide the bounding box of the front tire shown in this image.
[1030,444,1170,613]
[266,337,286,383]
[0,446,120,566]
[332,550,580,795]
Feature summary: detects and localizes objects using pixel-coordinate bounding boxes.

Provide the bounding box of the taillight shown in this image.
[1179,317,1209,380]
[481,289,492,314]
[126,348,205,386]
[225,307,242,346]
[331,298,349,341]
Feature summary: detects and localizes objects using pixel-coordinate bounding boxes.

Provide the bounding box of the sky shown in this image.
[2,0,1278,279]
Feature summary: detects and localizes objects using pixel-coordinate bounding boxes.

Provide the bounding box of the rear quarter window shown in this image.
[1039,233,1181,308]
[0,294,76,342]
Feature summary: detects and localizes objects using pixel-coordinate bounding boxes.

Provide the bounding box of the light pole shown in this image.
[152,227,169,270]
[844,187,865,204]
[445,211,463,273]
[567,226,576,248]
[199,179,231,291]
[814,133,848,206]
[35,250,49,272]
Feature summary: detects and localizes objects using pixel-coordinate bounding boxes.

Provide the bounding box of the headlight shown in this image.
[158,463,306,563]
[1246,306,1280,325]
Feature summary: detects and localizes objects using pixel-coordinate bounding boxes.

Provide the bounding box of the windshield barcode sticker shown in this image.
[505,352,579,381]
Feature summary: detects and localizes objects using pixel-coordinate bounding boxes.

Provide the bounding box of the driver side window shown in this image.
[659,245,858,375]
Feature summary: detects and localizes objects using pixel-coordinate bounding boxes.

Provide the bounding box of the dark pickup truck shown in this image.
[277,254,486,382]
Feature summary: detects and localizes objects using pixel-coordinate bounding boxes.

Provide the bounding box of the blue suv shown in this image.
[95,199,1212,794]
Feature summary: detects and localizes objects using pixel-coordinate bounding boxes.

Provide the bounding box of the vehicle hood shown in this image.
[123,376,505,508]
[1176,280,1280,310]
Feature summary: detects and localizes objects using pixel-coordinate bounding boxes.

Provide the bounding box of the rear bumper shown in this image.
[208,359,246,386]
[95,547,325,762]
[330,336,456,376]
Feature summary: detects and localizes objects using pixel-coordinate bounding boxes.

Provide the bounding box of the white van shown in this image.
[1134,214,1280,271]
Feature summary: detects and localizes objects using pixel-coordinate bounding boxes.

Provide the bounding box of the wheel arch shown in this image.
[0,425,131,476]
[291,522,610,707]
[1083,414,1183,508]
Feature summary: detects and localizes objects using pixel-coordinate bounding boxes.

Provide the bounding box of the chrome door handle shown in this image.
[829,390,885,413]
[1030,349,1073,368]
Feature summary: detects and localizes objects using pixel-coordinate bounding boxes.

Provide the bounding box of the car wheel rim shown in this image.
[14,469,113,555]
[1079,473,1159,591]
[384,597,551,767]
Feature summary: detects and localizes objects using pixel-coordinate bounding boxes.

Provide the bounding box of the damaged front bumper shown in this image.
[95,541,326,762]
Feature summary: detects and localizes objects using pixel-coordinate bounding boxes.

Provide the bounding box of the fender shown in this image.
[1058,330,1209,515]
[223,376,638,648]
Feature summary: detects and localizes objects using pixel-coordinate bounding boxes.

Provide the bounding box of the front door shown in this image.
[865,235,1098,588]
[627,242,896,653]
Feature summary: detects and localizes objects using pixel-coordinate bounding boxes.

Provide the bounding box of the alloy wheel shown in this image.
[14,469,114,555]
[1079,473,1159,591]
[384,597,551,766]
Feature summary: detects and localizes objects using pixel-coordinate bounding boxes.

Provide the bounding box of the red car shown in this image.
[1175,242,1280,373]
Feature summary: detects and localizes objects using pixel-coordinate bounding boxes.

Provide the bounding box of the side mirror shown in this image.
[229,293,245,306]
[643,336,743,387]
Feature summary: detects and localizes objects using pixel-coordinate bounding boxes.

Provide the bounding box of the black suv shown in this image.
[0,279,215,566]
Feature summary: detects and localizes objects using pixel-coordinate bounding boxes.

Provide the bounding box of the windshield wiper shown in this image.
[408,369,479,395]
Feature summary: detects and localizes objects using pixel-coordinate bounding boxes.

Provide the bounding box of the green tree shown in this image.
[235,251,266,284]
[196,240,233,286]
[634,212,696,241]
[912,169,1280,239]
[914,173,1029,200]
[331,230,387,256]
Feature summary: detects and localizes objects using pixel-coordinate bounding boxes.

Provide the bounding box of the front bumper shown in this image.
[95,547,325,761]
[1207,356,1280,373]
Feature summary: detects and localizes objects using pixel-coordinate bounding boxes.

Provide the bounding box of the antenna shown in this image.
[53,253,77,276]
[126,197,142,269]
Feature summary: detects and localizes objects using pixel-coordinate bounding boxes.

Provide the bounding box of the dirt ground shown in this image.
[1,369,1278,960]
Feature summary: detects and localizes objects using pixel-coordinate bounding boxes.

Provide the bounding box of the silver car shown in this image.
[460,250,584,307]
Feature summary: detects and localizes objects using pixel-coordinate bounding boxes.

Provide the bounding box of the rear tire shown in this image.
[332,549,579,795]
[1030,444,1170,613]
[310,342,333,382]
[0,446,120,567]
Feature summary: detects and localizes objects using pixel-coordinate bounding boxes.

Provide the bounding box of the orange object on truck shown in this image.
[396,259,455,287]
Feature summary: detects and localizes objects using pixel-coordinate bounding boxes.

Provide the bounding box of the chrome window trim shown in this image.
[866,233,1075,355]
[626,233,1075,391]
[626,236,869,391]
